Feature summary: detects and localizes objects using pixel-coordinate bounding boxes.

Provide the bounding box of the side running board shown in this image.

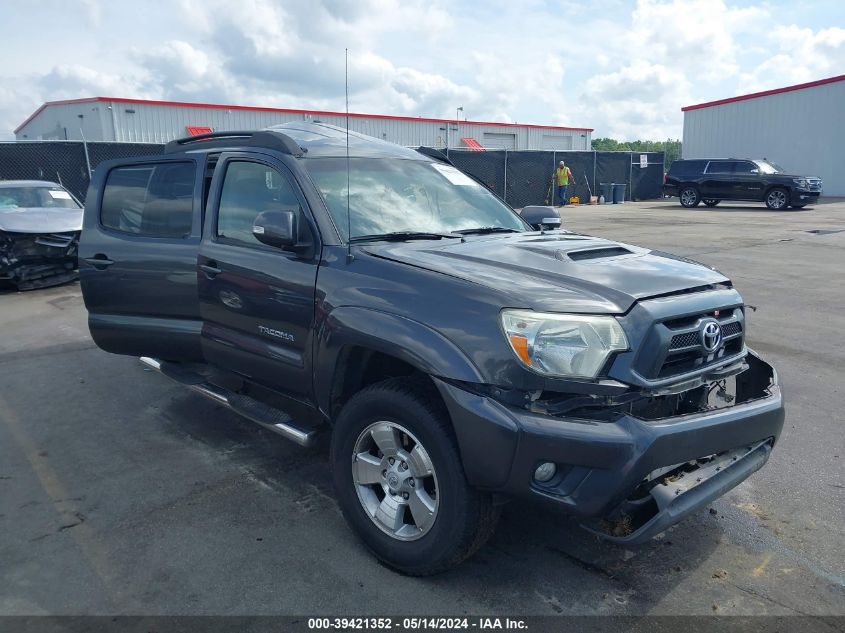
[139,357,319,447]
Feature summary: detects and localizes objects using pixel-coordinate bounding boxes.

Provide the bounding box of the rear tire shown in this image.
[679,186,700,208]
[331,377,499,576]
[765,187,789,210]
[703,199,720,207]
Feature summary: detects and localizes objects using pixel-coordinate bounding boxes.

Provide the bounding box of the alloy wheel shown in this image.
[352,421,439,541]
[680,188,698,207]
[767,189,787,209]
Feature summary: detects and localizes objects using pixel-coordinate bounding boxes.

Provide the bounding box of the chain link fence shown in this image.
[0,141,164,202]
[449,150,663,209]
[0,141,664,207]
[447,150,507,198]
[442,149,665,208]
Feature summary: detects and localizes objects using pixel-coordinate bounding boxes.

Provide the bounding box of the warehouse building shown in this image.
[14,97,593,151]
[682,74,845,196]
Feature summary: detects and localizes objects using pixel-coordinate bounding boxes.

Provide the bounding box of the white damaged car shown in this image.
[0,180,83,290]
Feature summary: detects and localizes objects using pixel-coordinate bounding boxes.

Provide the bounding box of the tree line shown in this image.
[591,138,682,169]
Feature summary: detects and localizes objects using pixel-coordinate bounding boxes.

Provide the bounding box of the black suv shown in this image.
[664,158,822,210]
[79,125,784,575]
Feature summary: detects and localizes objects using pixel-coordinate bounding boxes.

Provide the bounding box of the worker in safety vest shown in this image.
[553,161,573,207]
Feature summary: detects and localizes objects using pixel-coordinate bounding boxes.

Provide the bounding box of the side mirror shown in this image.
[521,205,562,231]
[252,209,303,251]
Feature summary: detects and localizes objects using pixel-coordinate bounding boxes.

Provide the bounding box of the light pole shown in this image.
[78,114,92,179]
[456,106,463,143]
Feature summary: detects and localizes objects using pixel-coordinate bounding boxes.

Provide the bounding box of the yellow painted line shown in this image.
[0,393,126,610]
[752,552,774,577]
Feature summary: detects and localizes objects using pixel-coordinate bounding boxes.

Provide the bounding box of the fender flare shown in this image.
[314,306,484,417]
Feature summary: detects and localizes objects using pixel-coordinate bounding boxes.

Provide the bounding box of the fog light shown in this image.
[534,462,557,482]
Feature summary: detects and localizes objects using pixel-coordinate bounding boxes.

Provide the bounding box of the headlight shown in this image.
[793,178,808,188]
[500,310,628,379]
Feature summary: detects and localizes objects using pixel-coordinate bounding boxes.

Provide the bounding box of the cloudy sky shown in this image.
[1,0,843,140]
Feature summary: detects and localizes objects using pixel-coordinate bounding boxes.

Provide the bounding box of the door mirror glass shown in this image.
[253,209,298,249]
[521,205,562,230]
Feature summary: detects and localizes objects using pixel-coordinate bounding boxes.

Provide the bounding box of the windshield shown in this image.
[0,186,81,209]
[755,161,784,174]
[305,158,528,241]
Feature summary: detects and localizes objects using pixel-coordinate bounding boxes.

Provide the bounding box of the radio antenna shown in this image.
[345,48,353,263]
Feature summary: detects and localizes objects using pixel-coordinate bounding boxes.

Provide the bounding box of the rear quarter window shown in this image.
[100,162,195,237]
[669,160,707,178]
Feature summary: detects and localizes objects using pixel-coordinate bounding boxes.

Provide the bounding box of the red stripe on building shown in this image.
[682,74,845,112]
[15,96,593,134]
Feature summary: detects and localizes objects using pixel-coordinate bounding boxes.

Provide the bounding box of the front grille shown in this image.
[807,178,822,191]
[669,331,699,350]
[635,306,746,381]
[658,338,744,378]
[721,321,742,337]
[34,232,77,249]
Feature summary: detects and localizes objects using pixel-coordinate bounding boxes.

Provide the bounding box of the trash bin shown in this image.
[612,183,627,204]
[599,183,613,204]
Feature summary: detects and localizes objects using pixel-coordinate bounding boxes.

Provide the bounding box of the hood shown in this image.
[0,207,83,233]
[362,232,730,314]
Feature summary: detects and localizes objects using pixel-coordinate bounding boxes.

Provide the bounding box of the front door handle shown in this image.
[83,254,115,270]
[200,262,222,278]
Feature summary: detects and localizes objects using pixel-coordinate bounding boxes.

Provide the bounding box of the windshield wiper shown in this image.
[453,226,521,235]
[349,231,462,243]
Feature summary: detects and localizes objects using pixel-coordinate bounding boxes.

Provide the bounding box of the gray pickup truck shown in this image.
[79,124,784,575]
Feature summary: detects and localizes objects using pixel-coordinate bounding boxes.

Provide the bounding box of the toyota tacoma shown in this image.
[79,124,784,575]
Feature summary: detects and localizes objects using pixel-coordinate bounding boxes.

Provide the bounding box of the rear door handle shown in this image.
[200,262,222,278]
[83,254,115,270]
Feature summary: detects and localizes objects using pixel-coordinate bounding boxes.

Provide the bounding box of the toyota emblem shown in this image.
[700,319,723,352]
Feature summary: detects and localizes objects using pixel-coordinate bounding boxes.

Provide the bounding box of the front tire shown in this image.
[766,187,789,210]
[679,186,700,208]
[331,377,499,575]
[703,199,720,207]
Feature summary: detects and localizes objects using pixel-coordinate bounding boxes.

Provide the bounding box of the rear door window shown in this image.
[100,162,195,237]
[705,161,739,174]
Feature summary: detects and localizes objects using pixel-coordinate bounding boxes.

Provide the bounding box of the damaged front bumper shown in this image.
[433,350,784,544]
[584,439,772,544]
[0,230,80,290]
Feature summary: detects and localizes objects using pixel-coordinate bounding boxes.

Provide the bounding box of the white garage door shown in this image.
[542,134,573,150]
[482,132,517,149]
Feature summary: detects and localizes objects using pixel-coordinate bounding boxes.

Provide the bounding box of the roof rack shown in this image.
[164,130,306,156]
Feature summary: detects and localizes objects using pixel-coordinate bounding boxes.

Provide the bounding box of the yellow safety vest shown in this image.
[555,167,571,185]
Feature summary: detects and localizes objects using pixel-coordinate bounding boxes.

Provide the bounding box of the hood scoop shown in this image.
[563,246,634,261]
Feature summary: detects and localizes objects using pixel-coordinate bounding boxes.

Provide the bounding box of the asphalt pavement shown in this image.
[1,198,843,616]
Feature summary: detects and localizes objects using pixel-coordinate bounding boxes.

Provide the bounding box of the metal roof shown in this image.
[682,74,845,112]
[15,96,594,134]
